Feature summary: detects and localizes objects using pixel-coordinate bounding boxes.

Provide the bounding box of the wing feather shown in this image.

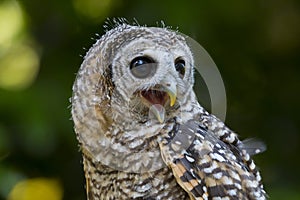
[159,120,266,200]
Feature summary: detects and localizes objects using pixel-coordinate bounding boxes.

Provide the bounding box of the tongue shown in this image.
[149,104,165,123]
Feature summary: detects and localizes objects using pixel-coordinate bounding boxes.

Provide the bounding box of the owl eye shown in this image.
[175,59,185,78]
[130,56,157,79]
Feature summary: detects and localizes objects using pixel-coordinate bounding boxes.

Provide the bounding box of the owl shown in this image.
[71,19,267,199]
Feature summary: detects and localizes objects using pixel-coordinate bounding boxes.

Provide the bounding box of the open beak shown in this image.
[140,81,177,123]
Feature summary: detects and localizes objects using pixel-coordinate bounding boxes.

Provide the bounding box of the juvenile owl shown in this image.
[71,20,267,199]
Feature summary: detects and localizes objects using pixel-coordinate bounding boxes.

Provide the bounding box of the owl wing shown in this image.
[159,120,266,200]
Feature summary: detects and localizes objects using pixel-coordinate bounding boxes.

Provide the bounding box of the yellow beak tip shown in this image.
[170,99,176,107]
[168,94,176,107]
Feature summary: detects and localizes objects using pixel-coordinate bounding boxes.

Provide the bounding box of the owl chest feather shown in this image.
[83,154,189,199]
[80,101,201,199]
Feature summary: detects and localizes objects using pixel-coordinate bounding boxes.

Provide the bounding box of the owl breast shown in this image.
[83,153,189,199]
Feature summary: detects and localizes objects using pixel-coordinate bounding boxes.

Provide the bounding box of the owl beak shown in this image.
[139,81,177,123]
[150,82,177,123]
[161,82,177,107]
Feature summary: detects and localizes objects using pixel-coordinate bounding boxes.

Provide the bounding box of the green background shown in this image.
[0,0,299,199]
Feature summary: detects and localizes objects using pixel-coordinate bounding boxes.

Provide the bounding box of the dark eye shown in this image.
[130,56,157,79]
[175,59,185,78]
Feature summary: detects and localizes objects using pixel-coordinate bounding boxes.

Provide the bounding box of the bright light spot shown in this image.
[8,178,63,200]
[0,0,24,47]
[0,43,40,90]
[0,0,40,90]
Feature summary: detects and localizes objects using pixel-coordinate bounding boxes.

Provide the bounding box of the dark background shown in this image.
[0,0,299,199]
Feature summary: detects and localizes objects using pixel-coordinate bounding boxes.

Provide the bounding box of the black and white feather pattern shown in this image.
[159,119,267,200]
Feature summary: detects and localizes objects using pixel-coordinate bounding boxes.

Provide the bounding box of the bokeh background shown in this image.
[0,0,299,199]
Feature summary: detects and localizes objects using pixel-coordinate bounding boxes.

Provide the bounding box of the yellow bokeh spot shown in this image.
[0,0,24,47]
[8,178,63,200]
[0,0,40,90]
[0,43,40,90]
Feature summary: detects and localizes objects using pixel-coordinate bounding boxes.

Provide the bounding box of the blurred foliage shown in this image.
[0,0,299,199]
[0,0,39,90]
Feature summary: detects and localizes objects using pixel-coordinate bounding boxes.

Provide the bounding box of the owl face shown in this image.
[109,27,195,123]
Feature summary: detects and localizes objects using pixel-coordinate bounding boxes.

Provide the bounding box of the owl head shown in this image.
[72,23,199,131]
[96,24,196,125]
[71,23,199,171]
